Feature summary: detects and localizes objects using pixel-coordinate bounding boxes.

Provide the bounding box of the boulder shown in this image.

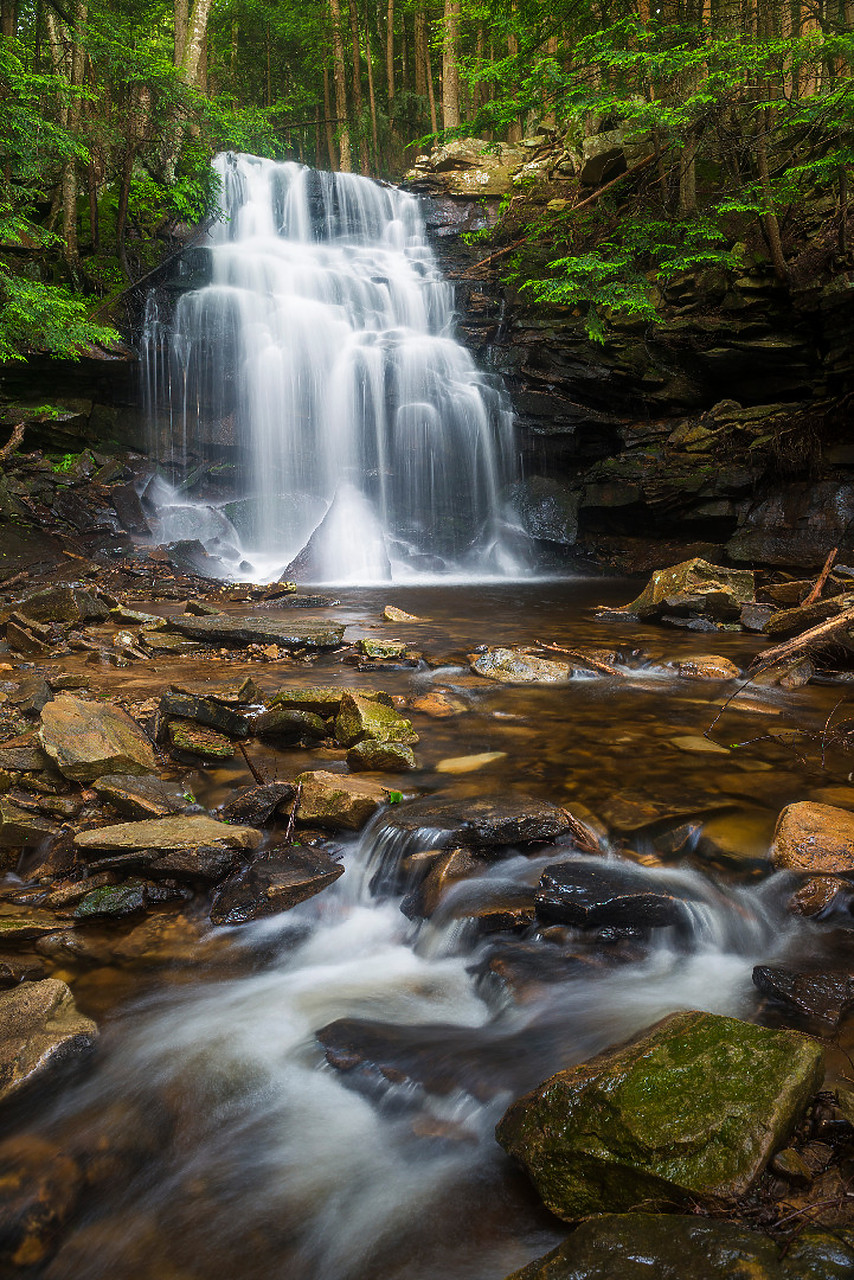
[73,880,166,919]
[165,615,345,650]
[502,1214,851,1280]
[15,584,108,625]
[220,782,295,825]
[159,689,249,738]
[496,1010,824,1219]
[471,648,571,684]
[752,966,854,1031]
[11,674,53,716]
[536,862,692,931]
[295,770,393,831]
[0,978,97,1105]
[334,693,418,747]
[771,802,854,874]
[382,794,571,851]
[91,774,190,820]
[254,707,327,741]
[406,137,529,197]
[347,740,417,772]
[39,695,156,782]
[618,558,755,622]
[210,847,344,924]
[580,129,628,185]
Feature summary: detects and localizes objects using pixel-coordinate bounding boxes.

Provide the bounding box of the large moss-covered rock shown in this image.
[503,1214,854,1280]
[496,1010,824,1220]
[620,558,755,621]
[39,695,156,781]
[295,770,393,831]
[771,802,854,874]
[334,693,418,747]
[0,979,97,1105]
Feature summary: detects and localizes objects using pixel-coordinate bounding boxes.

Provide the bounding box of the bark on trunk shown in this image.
[442,0,460,128]
[329,0,352,171]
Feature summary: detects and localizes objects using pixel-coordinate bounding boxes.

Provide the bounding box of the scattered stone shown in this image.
[347,740,417,772]
[184,599,222,616]
[536,862,692,931]
[210,846,344,924]
[220,782,295,825]
[771,802,854,875]
[613,558,755,623]
[677,655,741,680]
[11,674,53,716]
[334,692,418,747]
[496,1010,824,1218]
[254,706,328,741]
[0,978,97,1105]
[159,689,249,738]
[166,614,345,650]
[167,719,236,760]
[91,774,190,820]
[471,647,571,684]
[753,965,854,1030]
[6,617,51,656]
[39,695,156,782]
[383,606,422,622]
[139,632,203,654]
[436,751,507,774]
[295,770,393,830]
[47,674,90,692]
[382,794,571,851]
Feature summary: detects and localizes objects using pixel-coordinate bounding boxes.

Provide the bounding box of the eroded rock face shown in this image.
[210,847,344,924]
[771,802,854,875]
[39,695,156,782]
[496,1010,824,1219]
[0,979,97,1106]
[295,771,393,831]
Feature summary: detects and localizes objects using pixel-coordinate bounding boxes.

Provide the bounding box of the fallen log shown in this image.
[534,640,622,677]
[751,599,854,670]
[801,547,838,607]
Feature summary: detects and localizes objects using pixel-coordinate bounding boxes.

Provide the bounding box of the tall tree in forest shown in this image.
[329,0,353,170]
[442,0,461,127]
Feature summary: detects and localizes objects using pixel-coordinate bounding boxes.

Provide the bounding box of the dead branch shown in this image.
[0,423,25,465]
[534,639,622,677]
[802,547,838,607]
[284,782,302,843]
[239,741,266,786]
[751,601,854,670]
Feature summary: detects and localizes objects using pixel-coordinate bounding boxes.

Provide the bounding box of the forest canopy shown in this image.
[0,0,851,358]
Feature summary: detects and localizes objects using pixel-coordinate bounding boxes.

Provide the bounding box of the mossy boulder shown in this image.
[620,558,755,621]
[254,707,327,741]
[356,638,407,659]
[295,770,394,831]
[39,695,156,782]
[347,740,417,772]
[167,719,236,760]
[334,693,418,747]
[496,1010,824,1220]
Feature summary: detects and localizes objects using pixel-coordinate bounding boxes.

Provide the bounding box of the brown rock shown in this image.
[39,695,156,782]
[0,979,97,1106]
[295,770,392,831]
[771,802,854,875]
[789,876,848,916]
[677,655,740,680]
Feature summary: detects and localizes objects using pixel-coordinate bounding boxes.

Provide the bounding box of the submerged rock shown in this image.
[771,802,854,875]
[356,638,408,660]
[383,605,422,622]
[616,558,755,622]
[0,978,97,1105]
[0,1135,82,1269]
[347,740,417,772]
[677,655,741,680]
[383,794,572,851]
[496,1010,824,1219]
[39,695,156,782]
[210,846,344,924]
[471,648,571,684]
[166,614,346,650]
[295,770,394,831]
[334,693,418,747]
[535,862,692,931]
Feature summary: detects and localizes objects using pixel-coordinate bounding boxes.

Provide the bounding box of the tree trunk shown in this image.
[349,0,369,173]
[180,0,214,86]
[365,26,380,167]
[1,0,15,39]
[329,0,352,171]
[756,112,787,280]
[442,0,460,128]
[174,0,188,65]
[386,0,395,104]
[323,67,338,169]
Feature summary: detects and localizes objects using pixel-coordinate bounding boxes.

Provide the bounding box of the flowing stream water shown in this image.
[142,154,522,583]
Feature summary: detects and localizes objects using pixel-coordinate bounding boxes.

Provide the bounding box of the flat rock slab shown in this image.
[496,1010,824,1219]
[0,798,60,848]
[166,615,345,650]
[0,978,97,1105]
[210,847,344,924]
[39,694,156,782]
[753,965,854,1030]
[74,815,261,853]
[92,774,191,820]
[0,912,74,946]
[159,689,249,737]
[536,861,694,931]
[503,1214,854,1280]
[295,771,393,831]
[382,794,572,851]
[771,801,854,874]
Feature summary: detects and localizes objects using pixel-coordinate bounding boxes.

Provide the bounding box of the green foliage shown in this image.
[51,453,81,473]
[0,271,119,362]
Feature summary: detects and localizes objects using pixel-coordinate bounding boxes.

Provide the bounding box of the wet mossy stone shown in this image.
[210,846,344,924]
[254,706,327,741]
[73,879,149,918]
[503,1214,854,1280]
[334,693,418,747]
[167,719,236,760]
[39,694,156,782]
[618,558,755,622]
[269,686,352,717]
[295,770,393,831]
[347,740,417,772]
[496,1010,824,1220]
[159,689,249,738]
[356,638,407,659]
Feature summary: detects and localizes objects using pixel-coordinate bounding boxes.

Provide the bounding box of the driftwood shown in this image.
[751,600,854,670]
[284,782,302,843]
[239,741,266,786]
[801,547,838,607]
[0,423,25,464]
[534,639,622,677]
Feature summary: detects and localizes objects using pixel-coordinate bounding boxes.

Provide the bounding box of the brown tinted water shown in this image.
[5,580,854,1280]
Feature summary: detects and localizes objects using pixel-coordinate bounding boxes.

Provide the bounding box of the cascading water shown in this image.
[142,153,524,583]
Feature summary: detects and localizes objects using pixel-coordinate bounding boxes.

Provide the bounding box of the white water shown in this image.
[143,153,523,584]
[29,826,800,1280]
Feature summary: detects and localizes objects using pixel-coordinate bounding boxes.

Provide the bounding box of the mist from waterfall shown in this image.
[143,152,524,584]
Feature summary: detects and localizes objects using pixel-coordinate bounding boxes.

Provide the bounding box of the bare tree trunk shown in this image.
[365,26,380,167]
[386,0,395,105]
[180,0,214,86]
[756,114,787,279]
[329,0,352,171]
[442,0,460,128]
[349,0,369,173]
[506,9,521,140]
[323,67,338,169]
[1,0,16,38]
[174,0,188,65]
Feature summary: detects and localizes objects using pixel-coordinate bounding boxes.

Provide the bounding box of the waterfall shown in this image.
[143,152,523,584]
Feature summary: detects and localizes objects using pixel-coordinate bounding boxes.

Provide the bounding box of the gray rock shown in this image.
[166,614,345,650]
[507,476,579,546]
[382,794,571,851]
[91,774,191,820]
[210,846,344,924]
[220,782,295,825]
[159,688,249,738]
[0,979,97,1104]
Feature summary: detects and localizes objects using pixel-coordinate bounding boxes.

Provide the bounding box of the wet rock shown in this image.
[254,706,327,741]
[295,770,393,831]
[383,794,572,851]
[167,719,236,760]
[617,558,755,622]
[383,606,422,622]
[412,848,486,917]
[677,655,741,679]
[0,797,59,847]
[74,815,261,855]
[508,475,579,547]
[347,740,417,772]
[0,953,45,989]
[435,881,536,932]
[752,966,854,1030]
[334,693,418,747]
[471,648,570,684]
[356,638,407,659]
[0,741,51,773]
[267,686,354,716]
[436,751,507,774]
[15,584,108,625]
[501,1213,808,1280]
[91,774,190,820]
[0,913,73,947]
[771,802,854,874]
[166,614,346,650]
[159,689,249,738]
[496,1010,824,1219]
[220,782,295,825]
[764,597,844,638]
[11,674,53,716]
[789,875,849,916]
[109,483,150,535]
[536,861,691,931]
[727,482,854,569]
[39,694,156,782]
[0,1135,82,1269]
[6,616,51,656]
[0,978,97,1105]
[410,691,466,718]
[140,632,203,654]
[751,655,816,689]
[210,846,344,924]
[73,879,162,919]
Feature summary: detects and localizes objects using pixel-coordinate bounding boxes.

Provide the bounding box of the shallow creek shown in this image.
[6,579,854,1280]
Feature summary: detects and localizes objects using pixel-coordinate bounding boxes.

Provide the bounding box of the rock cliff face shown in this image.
[414,140,854,571]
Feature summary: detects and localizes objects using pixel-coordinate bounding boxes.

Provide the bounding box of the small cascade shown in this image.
[142,152,524,583]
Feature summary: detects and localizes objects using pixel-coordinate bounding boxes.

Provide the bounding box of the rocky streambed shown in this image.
[2,564,854,1278]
